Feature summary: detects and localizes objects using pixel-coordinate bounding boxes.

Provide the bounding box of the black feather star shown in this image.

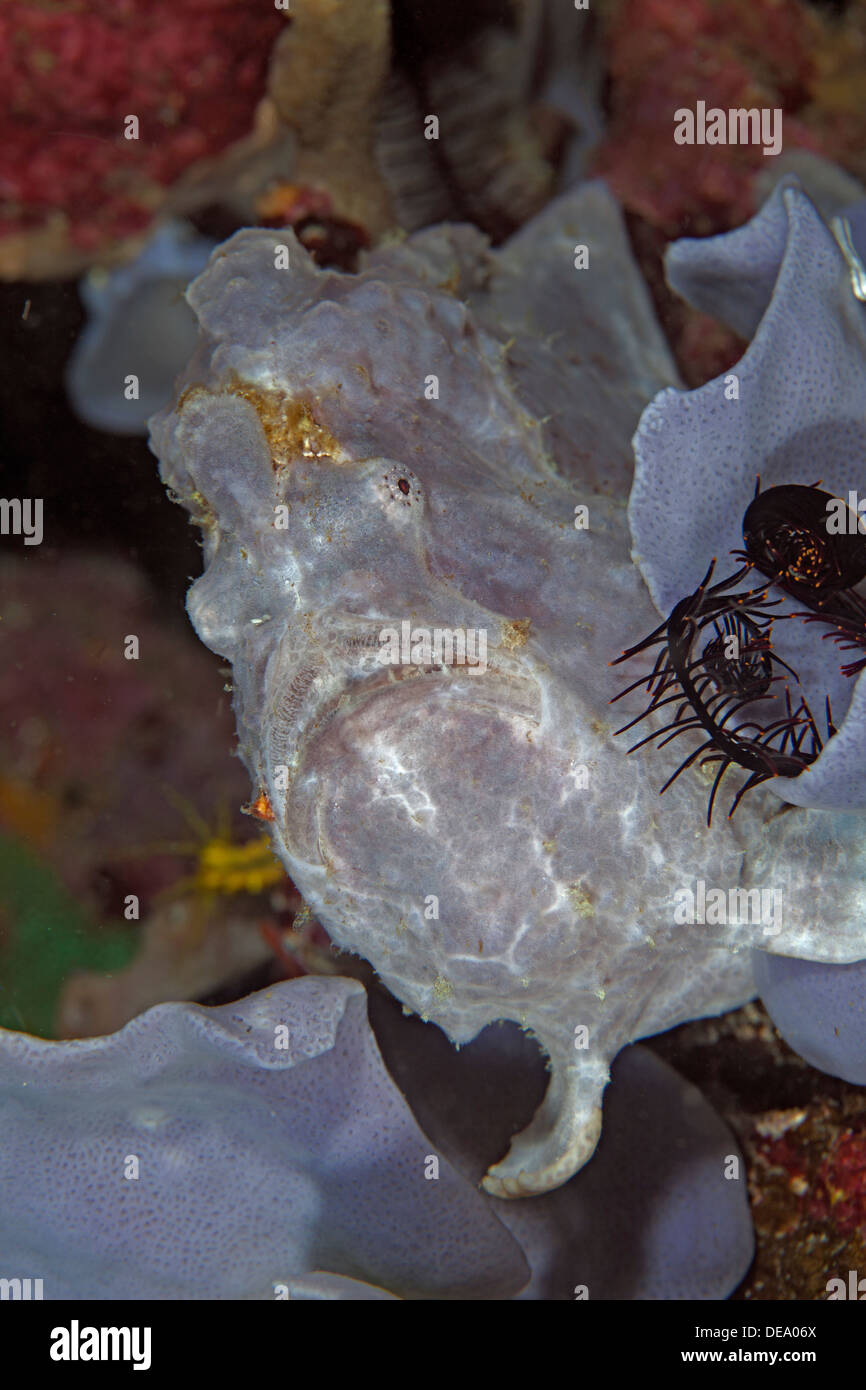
[611,560,825,826]
[609,480,866,825]
[739,481,866,679]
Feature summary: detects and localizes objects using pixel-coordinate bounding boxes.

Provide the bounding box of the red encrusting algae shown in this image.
[0,0,283,253]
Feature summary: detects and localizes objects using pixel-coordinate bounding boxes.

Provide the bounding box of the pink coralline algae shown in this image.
[0,0,283,261]
[593,0,822,238]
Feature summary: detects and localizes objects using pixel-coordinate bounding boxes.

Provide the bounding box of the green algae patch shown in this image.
[0,832,137,1038]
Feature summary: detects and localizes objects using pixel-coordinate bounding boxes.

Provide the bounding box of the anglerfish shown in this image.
[150,181,866,1197]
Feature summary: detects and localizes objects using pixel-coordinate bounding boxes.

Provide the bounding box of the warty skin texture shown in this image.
[151,183,863,1197]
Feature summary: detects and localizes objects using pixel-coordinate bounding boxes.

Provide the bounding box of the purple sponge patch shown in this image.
[754,949,866,1085]
[629,178,866,811]
[0,977,527,1300]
